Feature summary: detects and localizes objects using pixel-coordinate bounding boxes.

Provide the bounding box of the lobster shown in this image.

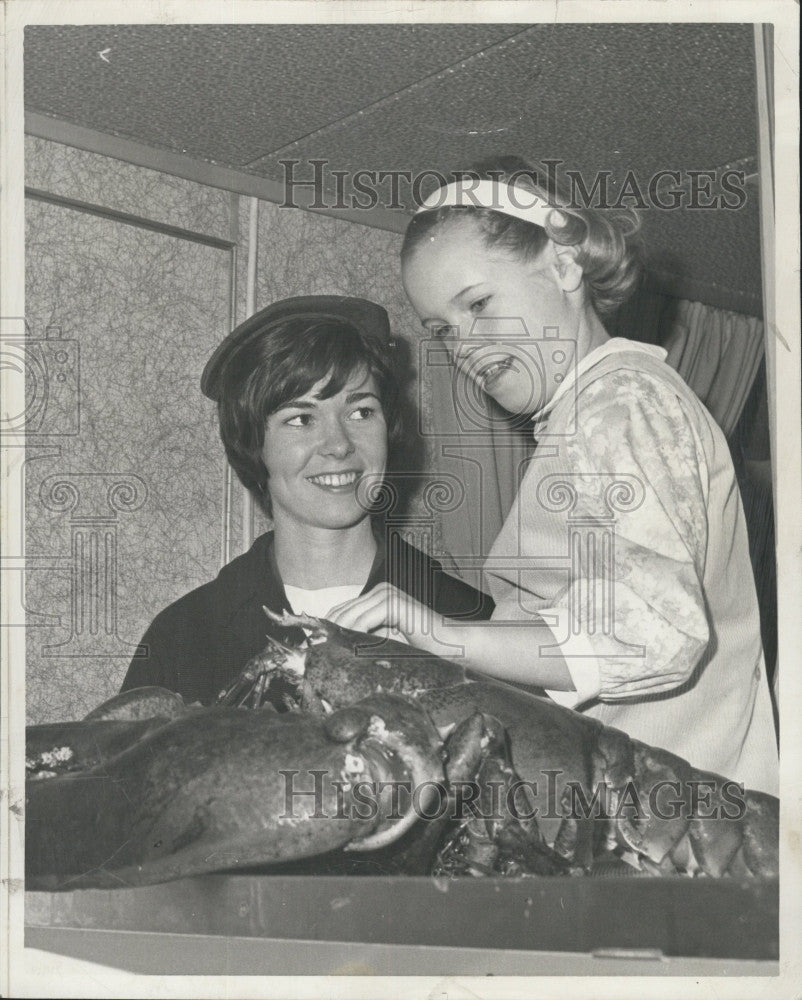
[25,611,778,889]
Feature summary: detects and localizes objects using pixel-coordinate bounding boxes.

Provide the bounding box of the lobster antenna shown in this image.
[261,633,297,657]
[262,605,321,630]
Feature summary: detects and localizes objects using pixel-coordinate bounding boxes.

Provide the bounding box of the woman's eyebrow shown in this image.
[453,283,484,303]
[274,398,317,412]
[345,391,380,404]
[419,284,485,327]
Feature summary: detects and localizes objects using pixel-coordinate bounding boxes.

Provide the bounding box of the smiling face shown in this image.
[402,217,582,416]
[261,368,387,534]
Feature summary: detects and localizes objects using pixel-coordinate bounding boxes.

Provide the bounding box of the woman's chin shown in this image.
[302,509,373,533]
[487,386,542,418]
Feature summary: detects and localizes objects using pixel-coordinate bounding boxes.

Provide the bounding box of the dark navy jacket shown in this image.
[121,531,493,705]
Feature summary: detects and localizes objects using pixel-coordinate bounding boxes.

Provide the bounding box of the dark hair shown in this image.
[402,155,643,317]
[217,317,404,515]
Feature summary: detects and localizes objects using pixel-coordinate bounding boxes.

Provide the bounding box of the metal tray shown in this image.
[26,873,779,974]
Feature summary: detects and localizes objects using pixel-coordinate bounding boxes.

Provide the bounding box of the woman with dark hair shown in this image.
[329,159,778,796]
[122,295,493,704]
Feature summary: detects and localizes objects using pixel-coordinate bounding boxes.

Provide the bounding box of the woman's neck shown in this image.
[576,307,610,361]
[272,516,378,589]
[540,308,609,411]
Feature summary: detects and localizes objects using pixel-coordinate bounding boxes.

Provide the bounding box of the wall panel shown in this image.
[24,195,230,722]
[22,136,447,722]
[25,135,232,240]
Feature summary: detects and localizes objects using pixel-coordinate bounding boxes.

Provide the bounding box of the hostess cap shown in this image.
[201,295,393,401]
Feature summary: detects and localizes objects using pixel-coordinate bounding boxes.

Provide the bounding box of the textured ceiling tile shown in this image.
[24,22,762,312]
[253,23,756,183]
[24,24,522,166]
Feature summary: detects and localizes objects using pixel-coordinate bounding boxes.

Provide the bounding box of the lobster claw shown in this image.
[329,694,447,854]
[218,634,308,708]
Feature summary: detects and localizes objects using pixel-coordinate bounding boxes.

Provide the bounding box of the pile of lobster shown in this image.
[26,612,778,890]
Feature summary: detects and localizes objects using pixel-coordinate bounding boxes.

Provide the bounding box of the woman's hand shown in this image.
[329,585,575,691]
[327,583,443,653]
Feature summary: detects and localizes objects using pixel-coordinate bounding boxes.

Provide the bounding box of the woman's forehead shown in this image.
[403,219,514,279]
[291,366,378,402]
[412,214,483,252]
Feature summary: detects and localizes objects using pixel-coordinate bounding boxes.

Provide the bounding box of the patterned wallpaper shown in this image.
[24,197,231,722]
[25,135,232,240]
[23,136,433,723]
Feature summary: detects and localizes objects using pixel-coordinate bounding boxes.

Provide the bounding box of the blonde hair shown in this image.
[403,156,643,317]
